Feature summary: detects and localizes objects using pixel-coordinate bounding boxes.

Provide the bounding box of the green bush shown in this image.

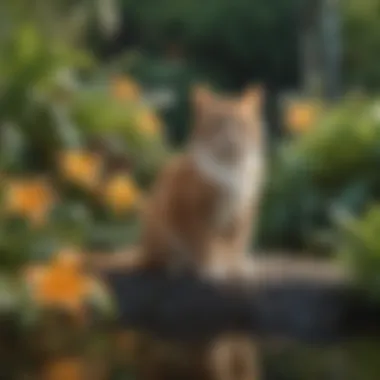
[336,204,380,299]
[0,2,170,271]
[257,95,380,253]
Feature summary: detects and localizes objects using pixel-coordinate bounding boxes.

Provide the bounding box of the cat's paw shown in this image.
[199,262,229,282]
[233,259,254,279]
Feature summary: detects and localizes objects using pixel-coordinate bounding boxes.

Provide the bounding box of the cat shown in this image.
[139,84,266,280]
[137,84,266,380]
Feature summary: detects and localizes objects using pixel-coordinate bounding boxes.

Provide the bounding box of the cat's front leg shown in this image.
[200,234,252,282]
[219,215,256,281]
[196,235,240,281]
[197,248,228,281]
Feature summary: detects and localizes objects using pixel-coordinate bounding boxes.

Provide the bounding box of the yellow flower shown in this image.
[111,75,140,101]
[137,109,161,135]
[58,150,103,190]
[103,173,140,214]
[286,101,321,133]
[4,178,55,226]
[25,249,92,314]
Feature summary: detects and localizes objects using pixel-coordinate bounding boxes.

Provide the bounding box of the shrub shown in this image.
[336,205,380,300]
[0,2,170,272]
[257,95,380,253]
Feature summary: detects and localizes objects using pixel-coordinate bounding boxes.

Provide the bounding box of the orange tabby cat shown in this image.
[137,84,266,380]
[139,84,266,280]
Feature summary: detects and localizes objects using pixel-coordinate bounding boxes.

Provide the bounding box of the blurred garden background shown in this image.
[0,0,380,379]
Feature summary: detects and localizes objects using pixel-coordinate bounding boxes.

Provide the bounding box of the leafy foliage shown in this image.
[0,5,170,376]
[258,95,380,253]
[0,1,170,272]
[336,205,380,299]
[120,0,300,88]
[343,0,380,90]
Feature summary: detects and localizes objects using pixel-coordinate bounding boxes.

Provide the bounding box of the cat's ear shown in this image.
[240,84,265,115]
[192,84,213,110]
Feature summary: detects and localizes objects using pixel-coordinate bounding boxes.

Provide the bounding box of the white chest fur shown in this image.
[192,147,265,228]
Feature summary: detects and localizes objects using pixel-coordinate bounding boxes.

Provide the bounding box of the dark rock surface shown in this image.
[101,260,380,344]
